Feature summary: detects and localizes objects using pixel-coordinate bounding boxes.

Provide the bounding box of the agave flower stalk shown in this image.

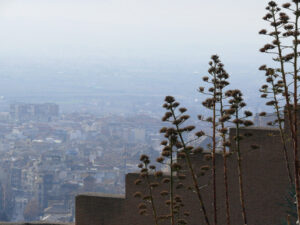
[159,130,189,225]
[136,155,159,225]
[215,62,231,225]
[162,96,211,225]
[200,55,234,225]
[259,1,300,221]
[200,55,220,225]
[168,134,176,225]
[259,66,293,185]
[225,89,253,225]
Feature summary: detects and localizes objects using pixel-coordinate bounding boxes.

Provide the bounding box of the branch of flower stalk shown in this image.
[168,107,211,225]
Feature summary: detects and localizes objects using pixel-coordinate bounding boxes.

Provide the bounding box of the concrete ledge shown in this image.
[75,193,125,225]
[0,223,71,225]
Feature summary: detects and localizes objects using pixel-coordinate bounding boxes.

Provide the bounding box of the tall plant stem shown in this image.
[270,78,293,185]
[272,7,300,221]
[292,2,300,221]
[235,110,247,225]
[170,138,175,225]
[145,175,159,225]
[212,71,218,225]
[170,108,211,225]
[220,99,231,225]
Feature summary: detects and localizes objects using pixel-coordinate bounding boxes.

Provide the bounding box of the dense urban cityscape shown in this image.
[0,99,271,223]
[0,102,166,222]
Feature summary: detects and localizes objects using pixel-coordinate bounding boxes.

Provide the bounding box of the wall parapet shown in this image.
[75,193,125,225]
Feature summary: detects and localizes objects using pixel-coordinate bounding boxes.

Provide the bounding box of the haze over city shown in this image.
[0,0,275,113]
[0,0,294,224]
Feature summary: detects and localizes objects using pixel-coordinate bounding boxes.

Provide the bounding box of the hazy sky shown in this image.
[0,0,282,63]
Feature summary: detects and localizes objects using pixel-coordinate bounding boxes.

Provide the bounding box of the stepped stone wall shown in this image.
[75,125,296,225]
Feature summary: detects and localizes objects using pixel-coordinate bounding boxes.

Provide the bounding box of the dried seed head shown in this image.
[193,147,203,154]
[244,120,254,127]
[156,157,164,163]
[185,125,195,131]
[161,140,168,146]
[184,211,190,217]
[178,219,188,225]
[200,165,210,171]
[244,111,253,117]
[162,150,171,157]
[141,168,148,173]
[139,209,147,215]
[140,172,147,178]
[165,96,175,103]
[223,141,231,147]
[259,112,267,116]
[268,1,277,7]
[150,182,159,188]
[133,192,142,198]
[149,165,156,170]
[154,171,163,177]
[219,127,228,134]
[233,119,243,124]
[266,77,273,83]
[160,127,168,133]
[261,94,268,98]
[175,195,182,202]
[138,203,147,209]
[172,163,182,170]
[164,111,172,118]
[219,115,231,122]
[259,29,267,35]
[225,108,235,115]
[259,65,267,71]
[181,115,190,121]
[179,107,187,113]
[176,142,183,148]
[134,179,142,185]
[206,117,213,122]
[195,131,205,137]
[160,191,169,196]
[173,102,180,108]
[177,151,186,159]
[266,100,276,106]
[143,195,151,200]
[140,154,149,162]
[203,76,209,82]
[240,102,246,108]
[198,87,205,92]
[162,178,170,183]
